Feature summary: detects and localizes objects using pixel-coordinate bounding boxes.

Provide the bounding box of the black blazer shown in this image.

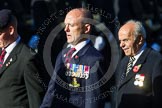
[0,42,46,108]
[114,48,162,108]
[40,41,107,108]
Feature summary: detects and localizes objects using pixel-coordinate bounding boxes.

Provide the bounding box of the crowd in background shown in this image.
[0,1,162,108]
[0,0,162,56]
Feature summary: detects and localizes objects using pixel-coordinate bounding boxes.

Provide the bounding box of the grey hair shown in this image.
[126,20,146,40]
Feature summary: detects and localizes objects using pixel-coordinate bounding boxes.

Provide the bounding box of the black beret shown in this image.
[0,9,12,29]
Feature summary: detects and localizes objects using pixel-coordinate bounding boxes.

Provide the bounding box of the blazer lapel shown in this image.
[63,42,92,64]
[72,42,91,64]
[117,57,129,88]
[120,48,151,87]
[0,55,17,74]
[0,42,23,76]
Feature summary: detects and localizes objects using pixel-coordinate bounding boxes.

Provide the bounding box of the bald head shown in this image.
[66,8,93,20]
[121,20,146,39]
[119,22,135,38]
[64,8,92,46]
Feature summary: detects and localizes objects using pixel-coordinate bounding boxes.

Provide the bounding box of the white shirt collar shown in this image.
[4,36,21,62]
[133,42,147,65]
[70,39,90,57]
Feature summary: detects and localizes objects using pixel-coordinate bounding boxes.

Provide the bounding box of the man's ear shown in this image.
[84,24,91,34]
[138,35,144,45]
[9,26,14,35]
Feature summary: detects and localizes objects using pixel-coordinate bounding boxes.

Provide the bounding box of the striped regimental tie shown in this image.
[126,56,135,76]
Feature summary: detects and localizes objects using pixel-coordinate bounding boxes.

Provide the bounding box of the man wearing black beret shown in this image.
[0,9,47,108]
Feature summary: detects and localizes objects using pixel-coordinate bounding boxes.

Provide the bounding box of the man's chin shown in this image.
[124,52,130,56]
[0,45,3,48]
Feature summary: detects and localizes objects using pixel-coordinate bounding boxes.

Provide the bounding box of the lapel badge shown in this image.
[134,74,145,87]
[75,55,79,59]
[64,54,66,57]
[133,64,142,73]
[5,58,13,67]
[6,63,9,67]
[10,58,13,62]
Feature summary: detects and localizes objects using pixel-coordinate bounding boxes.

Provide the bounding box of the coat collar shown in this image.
[62,41,93,64]
[119,48,151,88]
[0,42,23,75]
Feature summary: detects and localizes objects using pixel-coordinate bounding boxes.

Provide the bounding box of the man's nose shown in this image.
[64,25,69,32]
[120,42,125,48]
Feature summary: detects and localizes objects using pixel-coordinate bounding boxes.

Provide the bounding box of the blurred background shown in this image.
[1,0,162,53]
[1,0,161,108]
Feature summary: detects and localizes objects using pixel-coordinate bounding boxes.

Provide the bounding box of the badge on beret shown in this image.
[134,74,145,87]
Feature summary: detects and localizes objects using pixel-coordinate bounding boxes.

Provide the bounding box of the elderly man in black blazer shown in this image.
[0,9,48,108]
[114,20,162,108]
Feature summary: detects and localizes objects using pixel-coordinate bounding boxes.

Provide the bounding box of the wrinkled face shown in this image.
[64,11,85,46]
[118,24,142,56]
[0,28,11,48]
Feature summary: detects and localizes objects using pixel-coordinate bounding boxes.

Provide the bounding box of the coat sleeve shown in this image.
[152,58,162,108]
[23,55,45,108]
[39,51,63,108]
